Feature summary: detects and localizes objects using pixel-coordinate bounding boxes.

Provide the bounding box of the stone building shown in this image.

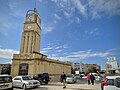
[72,62,83,72]
[105,57,119,70]
[11,8,71,77]
[105,57,120,74]
[72,62,100,74]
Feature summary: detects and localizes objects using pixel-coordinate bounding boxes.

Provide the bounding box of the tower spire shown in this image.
[35,0,37,10]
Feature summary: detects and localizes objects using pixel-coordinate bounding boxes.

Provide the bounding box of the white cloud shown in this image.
[51,0,120,19]
[0,48,19,59]
[57,50,63,53]
[87,0,120,19]
[54,14,61,20]
[41,42,114,61]
[75,17,81,23]
[42,47,53,51]
[53,20,57,24]
[85,28,102,37]
[81,28,102,40]
[64,11,73,18]
[52,14,62,24]
[66,50,110,59]
[72,0,86,16]
[62,44,69,49]
[0,17,12,36]
[0,0,25,36]
[42,23,54,34]
[41,44,69,54]
[53,0,86,15]
[46,49,114,61]
[40,50,49,54]
[8,0,25,17]
[54,44,69,50]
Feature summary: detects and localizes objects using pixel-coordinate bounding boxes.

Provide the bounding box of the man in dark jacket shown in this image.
[61,72,66,88]
[90,74,95,85]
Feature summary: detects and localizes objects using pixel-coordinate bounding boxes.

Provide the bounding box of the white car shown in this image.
[0,75,13,90]
[90,73,101,81]
[12,76,40,90]
[101,76,120,90]
[66,74,76,84]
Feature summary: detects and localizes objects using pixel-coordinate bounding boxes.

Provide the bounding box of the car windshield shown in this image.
[0,76,12,83]
[22,76,32,80]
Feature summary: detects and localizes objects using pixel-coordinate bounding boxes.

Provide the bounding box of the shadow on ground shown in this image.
[30,87,48,90]
[45,83,63,86]
[66,88,92,90]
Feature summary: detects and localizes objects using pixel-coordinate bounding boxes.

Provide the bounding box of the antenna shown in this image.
[35,0,37,9]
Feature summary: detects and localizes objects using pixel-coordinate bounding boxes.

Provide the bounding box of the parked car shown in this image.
[0,75,13,90]
[74,74,80,79]
[12,76,40,90]
[66,74,76,84]
[101,76,120,90]
[33,73,50,84]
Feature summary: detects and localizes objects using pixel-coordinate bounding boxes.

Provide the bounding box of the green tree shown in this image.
[88,66,100,73]
[1,66,11,75]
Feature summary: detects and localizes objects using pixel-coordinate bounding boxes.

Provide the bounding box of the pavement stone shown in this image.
[13,80,101,90]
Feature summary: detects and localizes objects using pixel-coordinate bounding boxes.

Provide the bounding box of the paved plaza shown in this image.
[14,80,101,90]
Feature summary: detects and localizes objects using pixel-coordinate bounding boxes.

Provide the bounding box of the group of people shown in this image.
[86,73,95,85]
[60,72,96,89]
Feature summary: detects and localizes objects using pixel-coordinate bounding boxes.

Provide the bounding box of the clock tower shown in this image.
[20,8,41,54]
[11,8,71,77]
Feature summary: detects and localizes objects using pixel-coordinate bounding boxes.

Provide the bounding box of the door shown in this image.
[13,78,22,88]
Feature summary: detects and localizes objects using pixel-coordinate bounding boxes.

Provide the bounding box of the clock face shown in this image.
[28,14,34,21]
[27,25,32,29]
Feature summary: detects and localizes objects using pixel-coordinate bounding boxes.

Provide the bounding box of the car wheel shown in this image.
[39,80,42,85]
[22,84,27,90]
[45,82,48,84]
[9,87,13,90]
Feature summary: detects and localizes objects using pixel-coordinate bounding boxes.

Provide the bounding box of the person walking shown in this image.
[61,72,66,89]
[86,73,91,85]
[90,73,95,85]
[80,74,83,80]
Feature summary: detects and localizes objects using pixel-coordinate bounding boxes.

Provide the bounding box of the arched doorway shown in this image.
[19,63,28,75]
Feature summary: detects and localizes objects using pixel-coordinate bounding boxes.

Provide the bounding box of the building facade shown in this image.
[82,63,101,73]
[11,8,71,77]
[105,57,119,71]
[72,62,83,72]
[72,62,101,74]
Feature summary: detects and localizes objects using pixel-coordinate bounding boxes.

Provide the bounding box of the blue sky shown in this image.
[0,0,120,69]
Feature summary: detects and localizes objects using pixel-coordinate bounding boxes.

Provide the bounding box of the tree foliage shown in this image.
[88,66,100,73]
[1,66,11,75]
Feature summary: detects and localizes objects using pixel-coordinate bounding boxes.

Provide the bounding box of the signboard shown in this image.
[75,71,79,74]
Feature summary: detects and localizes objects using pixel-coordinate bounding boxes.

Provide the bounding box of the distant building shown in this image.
[72,62,83,72]
[82,63,101,73]
[72,62,101,73]
[105,57,120,75]
[105,57,119,71]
